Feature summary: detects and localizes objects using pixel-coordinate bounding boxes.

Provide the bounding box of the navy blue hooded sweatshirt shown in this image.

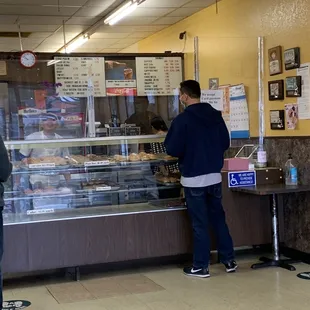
[164,103,229,178]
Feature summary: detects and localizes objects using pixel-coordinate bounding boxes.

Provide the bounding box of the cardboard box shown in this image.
[223,158,250,171]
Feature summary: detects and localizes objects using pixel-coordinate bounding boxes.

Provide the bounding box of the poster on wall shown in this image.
[285,103,299,130]
[229,84,250,138]
[54,57,106,97]
[105,59,137,96]
[136,57,182,96]
[219,85,231,133]
[297,63,310,119]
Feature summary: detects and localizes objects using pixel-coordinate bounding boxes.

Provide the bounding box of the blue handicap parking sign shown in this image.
[228,171,256,188]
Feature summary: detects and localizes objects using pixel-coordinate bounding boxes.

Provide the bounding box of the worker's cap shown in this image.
[40,112,59,122]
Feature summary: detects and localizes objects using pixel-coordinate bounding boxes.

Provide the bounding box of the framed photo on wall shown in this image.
[286,76,302,97]
[268,80,284,100]
[209,78,219,90]
[284,47,300,70]
[270,110,285,130]
[268,46,282,76]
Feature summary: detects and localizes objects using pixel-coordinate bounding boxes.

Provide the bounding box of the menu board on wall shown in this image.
[54,57,106,97]
[136,57,182,96]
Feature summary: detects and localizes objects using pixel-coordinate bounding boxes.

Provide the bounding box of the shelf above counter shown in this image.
[4,134,166,150]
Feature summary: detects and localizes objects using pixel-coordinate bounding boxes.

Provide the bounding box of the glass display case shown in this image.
[4,135,185,225]
[0,52,185,227]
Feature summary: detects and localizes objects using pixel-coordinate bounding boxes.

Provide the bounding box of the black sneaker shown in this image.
[224,260,238,273]
[183,266,210,278]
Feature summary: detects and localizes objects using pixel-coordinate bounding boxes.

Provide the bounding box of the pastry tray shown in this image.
[144,175,181,187]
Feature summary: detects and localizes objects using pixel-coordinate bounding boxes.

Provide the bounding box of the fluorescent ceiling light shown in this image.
[104,0,139,26]
[60,35,89,53]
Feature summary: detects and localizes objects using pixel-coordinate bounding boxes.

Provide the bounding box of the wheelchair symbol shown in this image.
[230,174,239,186]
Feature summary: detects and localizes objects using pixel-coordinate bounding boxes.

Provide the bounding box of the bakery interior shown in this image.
[1,0,310,309]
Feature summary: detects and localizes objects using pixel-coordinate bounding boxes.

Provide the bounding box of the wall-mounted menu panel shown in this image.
[136,57,182,96]
[54,57,106,97]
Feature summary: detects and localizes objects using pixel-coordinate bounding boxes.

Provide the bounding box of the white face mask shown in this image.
[179,93,187,108]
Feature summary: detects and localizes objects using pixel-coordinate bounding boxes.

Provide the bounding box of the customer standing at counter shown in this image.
[0,134,12,307]
[164,80,236,278]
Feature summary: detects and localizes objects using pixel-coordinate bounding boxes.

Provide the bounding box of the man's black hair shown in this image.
[180,80,201,99]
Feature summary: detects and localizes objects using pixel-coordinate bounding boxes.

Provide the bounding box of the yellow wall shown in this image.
[137,0,310,137]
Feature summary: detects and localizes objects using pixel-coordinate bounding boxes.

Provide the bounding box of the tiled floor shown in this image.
[3,255,310,310]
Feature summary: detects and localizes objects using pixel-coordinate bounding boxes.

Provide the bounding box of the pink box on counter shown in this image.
[222,158,250,171]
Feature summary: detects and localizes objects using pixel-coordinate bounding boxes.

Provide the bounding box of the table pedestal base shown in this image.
[251,256,298,271]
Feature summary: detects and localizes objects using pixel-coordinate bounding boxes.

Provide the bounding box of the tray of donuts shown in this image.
[145,172,181,186]
[115,152,162,165]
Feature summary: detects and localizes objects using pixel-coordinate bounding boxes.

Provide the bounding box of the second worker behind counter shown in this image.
[19,112,70,188]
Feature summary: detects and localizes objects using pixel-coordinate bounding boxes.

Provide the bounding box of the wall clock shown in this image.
[20,51,37,69]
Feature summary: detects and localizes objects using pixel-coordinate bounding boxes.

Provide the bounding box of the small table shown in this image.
[234,184,310,271]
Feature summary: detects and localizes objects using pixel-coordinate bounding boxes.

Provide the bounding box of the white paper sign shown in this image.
[201,89,224,111]
[96,186,112,191]
[55,57,106,97]
[27,208,55,215]
[29,163,56,169]
[136,57,182,96]
[297,63,310,119]
[84,160,110,167]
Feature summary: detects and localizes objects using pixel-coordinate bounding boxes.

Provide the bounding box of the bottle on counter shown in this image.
[255,146,267,168]
[285,154,298,186]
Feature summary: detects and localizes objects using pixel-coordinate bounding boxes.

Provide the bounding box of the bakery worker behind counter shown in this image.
[125,96,157,153]
[19,113,70,188]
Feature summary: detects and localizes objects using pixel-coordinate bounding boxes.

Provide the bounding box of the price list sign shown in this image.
[55,57,106,97]
[136,57,182,96]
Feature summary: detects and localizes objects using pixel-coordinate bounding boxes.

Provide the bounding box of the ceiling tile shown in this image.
[83,38,120,47]
[86,0,118,6]
[95,25,131,33]
[167,7,203,17]
[74,6,107,17]
[100,48,121,53]
[129,7,175,17]
[100,25,167,32]
[116,38,140,44]
[126,32,155,38]
[152,16,185,25]
[61,25,88,32]
[0,15,18,24]
[183,0,217,8]
[28,32,54,38]
[91,32,130,39]
[65,17,101,25]
[0,0,87,5]
[17,16,68,25]
[18,25,61,32]
[0,24,19,32]
[110,42,134,49]
[74,48,102,52]
[139,0,190,8]
[0,5,79,15]
[115,17,159,26]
